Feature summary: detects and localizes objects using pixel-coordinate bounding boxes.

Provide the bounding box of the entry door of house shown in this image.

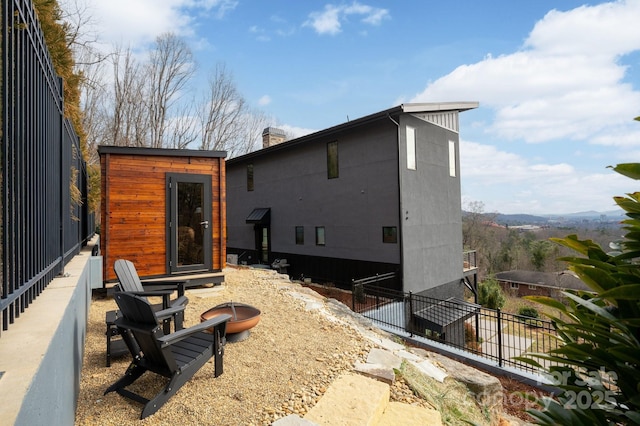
[167,173,212,273]
[255,225,270,264]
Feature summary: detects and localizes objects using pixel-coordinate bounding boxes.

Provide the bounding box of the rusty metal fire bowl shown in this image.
[200,302,261,342]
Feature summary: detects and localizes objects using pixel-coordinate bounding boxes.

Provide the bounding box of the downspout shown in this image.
[388,114,403,291]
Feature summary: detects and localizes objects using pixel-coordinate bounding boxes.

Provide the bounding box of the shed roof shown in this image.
[413,297,480,329]
[98,146,227,158]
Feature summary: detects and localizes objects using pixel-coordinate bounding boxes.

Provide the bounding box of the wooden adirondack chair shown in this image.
[114,259,189,333]
[105,291,230,419]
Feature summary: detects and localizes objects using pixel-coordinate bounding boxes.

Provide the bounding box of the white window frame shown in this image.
[448,140,456,177]
[406,126,416,170]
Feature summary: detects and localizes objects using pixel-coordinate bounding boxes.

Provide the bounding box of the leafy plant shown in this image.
[517,163,640,425]
[477,278,506,310]
[517,306,539,319]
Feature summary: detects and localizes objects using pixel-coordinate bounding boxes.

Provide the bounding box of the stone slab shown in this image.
[366,348,402,370]
[304,374,390,426]
[377,402,442,426]
[354,362,396,385]
[272,414,319,426]
[409,359,448,383]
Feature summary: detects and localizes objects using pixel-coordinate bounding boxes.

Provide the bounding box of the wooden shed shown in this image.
[99,146,226,284]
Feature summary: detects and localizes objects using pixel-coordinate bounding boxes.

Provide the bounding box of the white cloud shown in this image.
[410,0,640,145]
[279,124,317,139]
[258,95,272,106]
[304,2,389,35]
[460,141,573,184]
[460,140,626,214]
[77,0,237,49]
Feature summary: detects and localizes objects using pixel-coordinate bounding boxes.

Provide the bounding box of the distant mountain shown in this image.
[463,209,625,227]
[542,210,625,220]
[495,213,549,225]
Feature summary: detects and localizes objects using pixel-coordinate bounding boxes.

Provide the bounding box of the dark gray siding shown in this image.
[227,119,401,265]
[398,114,463,296]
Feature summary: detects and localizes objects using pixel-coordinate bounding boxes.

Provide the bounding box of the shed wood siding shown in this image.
[100,151,226,281]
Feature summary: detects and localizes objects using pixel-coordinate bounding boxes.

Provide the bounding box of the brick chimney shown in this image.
[262,127,286,149]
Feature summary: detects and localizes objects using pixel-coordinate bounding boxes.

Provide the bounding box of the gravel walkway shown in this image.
[75,266,425,425]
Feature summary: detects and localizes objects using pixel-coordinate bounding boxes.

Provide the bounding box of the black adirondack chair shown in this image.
[114,259,189,333]
[105,291,231,419]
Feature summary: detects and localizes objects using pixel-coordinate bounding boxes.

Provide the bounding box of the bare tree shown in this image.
[78,54,108,164]
[146,33,195,148]
[198,63,246,151]
[166,101,199,149]
[228,108,272,157]
[111,45,148,147]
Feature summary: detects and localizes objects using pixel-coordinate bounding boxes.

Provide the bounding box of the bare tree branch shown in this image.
[146,33,196,148]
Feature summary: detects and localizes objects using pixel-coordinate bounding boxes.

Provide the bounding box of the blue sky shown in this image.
[76,0,640,215]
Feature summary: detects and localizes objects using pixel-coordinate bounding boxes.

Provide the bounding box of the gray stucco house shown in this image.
[226,102,478,297]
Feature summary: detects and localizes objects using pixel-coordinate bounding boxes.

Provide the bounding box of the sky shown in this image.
[70,0,640,215]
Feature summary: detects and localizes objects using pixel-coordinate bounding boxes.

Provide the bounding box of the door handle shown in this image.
[200,221,209,229]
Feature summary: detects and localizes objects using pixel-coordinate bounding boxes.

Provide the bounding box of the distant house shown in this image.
[226,102,478,297]
[495,270,590,298]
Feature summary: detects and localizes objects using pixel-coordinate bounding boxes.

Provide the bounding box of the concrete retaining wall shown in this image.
[0,236,99,426]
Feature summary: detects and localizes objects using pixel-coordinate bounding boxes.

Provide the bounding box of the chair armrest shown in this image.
[158,314,231,346]
[155,304,187,321]
[169,295,189,308]
[126,289,175,297]
[140,280,188,297]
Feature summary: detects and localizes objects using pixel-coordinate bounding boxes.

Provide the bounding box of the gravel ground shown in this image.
[75,266,426,425]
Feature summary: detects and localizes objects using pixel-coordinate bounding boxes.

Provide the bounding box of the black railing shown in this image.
[463,250,477,270]
[0,0,94,337]
[352,282,559,373]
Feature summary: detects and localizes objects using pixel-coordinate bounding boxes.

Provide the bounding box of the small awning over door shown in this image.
[246,208,270,224]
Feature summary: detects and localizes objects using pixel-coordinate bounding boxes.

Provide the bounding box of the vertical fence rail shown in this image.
[0,0,94,338]
[352,281,560,373]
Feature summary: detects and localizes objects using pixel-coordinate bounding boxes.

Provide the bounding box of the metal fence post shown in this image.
[407,292,414,337]
[497,308,503,367]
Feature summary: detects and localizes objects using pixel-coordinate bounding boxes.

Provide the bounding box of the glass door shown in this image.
[167,173,212,272]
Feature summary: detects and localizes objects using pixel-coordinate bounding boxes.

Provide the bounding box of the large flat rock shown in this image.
[304,374,389,426]
[378,402,442,426]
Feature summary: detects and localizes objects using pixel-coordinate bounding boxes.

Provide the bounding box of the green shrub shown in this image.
[477,278,506,310]
[517,306,539,319]
[518,163,640,425]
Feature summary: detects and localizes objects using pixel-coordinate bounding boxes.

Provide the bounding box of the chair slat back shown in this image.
[113,292,177,372]
[114,259,144,292]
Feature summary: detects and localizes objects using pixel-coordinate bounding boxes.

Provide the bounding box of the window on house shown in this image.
[510,282,519,289]
[327,141,339,179]
[295,226,304,245]
[315,226,325,246]
[382,227,397,243]
[448,140,456,177]
[247,164,254,191]
[529,284,537,290]
[406,126,416,170]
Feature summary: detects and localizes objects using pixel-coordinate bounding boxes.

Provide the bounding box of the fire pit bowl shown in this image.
[200,302,261,342]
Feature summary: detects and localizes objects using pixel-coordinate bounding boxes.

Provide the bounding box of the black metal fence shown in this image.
[352,282,559,373]
[0,0,94,337]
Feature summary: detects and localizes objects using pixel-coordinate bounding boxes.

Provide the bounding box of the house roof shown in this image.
[227,102,478,165]
[495,270,590,291]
